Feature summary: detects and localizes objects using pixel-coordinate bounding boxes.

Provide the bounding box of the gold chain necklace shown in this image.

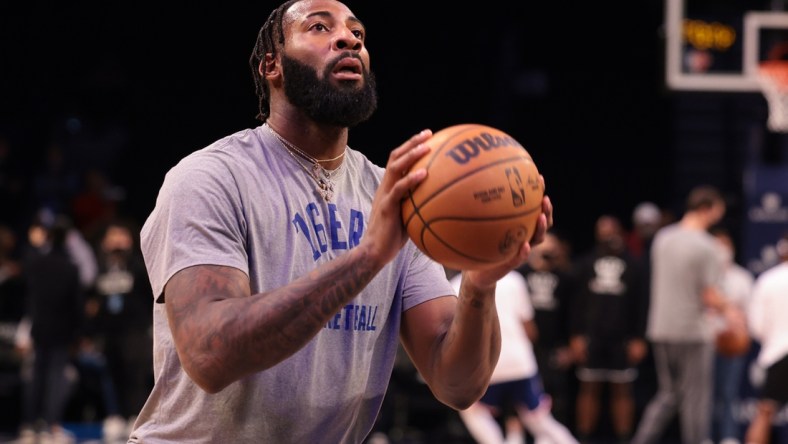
[265,123,346,202]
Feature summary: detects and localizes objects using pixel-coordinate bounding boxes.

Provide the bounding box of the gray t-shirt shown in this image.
[132,126,454,443]
[646,223,724,342]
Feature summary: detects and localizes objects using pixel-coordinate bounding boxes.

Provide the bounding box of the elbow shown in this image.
[435,383,488,411]
[190,375,229,395]
[180,352,234,394]
[442,389,485,411]
[448,397,478,412]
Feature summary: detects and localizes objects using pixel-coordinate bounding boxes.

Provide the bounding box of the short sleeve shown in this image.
[140,153,249,301]
[400,243,456,312]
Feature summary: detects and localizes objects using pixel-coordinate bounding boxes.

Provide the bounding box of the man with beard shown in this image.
[130,1,553,443]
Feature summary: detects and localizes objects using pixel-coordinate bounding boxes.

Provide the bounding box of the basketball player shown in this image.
[745,232,788,444]
[130,1,553,443]
[450,271,579,444]
[570,215,648,443]
[631,185,734,444]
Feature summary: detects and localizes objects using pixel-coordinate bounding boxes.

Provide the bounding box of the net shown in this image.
[757,60,788,133]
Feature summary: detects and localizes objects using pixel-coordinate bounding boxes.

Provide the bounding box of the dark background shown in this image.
[0,0,783,255]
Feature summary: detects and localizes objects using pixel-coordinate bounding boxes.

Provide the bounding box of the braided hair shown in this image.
[249,0,302,122]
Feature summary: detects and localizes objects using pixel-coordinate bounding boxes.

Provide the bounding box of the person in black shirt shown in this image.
[569,215,648,443]
[86,219,153,440]
[20,215,83,443]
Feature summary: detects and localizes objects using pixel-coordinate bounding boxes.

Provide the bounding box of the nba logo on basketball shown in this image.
[401,123,545,270]
[506,167,525,207]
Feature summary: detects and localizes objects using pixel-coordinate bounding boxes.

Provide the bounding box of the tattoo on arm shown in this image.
[165,249,379,390]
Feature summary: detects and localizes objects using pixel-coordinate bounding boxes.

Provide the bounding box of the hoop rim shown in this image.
[758,60,788,89]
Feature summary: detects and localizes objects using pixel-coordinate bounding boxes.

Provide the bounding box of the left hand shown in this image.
[627,338,648,365]
[462,188,553,290]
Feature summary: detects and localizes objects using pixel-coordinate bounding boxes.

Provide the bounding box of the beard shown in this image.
[281,52,378,127]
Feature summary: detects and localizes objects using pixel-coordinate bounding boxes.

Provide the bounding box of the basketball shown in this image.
[716,325,751,358]
[401,124,544,271]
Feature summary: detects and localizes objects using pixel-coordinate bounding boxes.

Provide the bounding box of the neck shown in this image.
[265,113,349,168]
[679,212,709,231]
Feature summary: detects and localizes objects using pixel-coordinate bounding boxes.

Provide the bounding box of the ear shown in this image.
[263,53,280,80]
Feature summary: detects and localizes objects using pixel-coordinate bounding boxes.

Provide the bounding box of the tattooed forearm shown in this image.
[165,248,379,393]
[458,279,496,311]
[422,277,500,407]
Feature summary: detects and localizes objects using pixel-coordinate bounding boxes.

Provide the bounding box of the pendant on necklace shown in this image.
[317,177,334,201]
[311,163,334,201]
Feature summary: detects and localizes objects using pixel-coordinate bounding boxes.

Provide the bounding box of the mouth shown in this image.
[331,57,363,81]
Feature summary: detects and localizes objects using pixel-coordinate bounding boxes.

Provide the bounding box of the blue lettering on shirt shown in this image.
[348,210,363,248]
[356,305,365,330]
[307,203,328,254]
[292,213,320,260]
[325,304,378,331]
[294,202,366,261]
[328,312,342,330]
[328,204,347,250]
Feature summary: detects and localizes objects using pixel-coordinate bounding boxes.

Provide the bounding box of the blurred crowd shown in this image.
[0,127,153,443]
[1,122,787,444]
[370,197,788,444]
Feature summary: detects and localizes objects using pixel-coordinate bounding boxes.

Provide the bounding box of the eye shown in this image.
[310,23,329,32]
[352,29,364,40]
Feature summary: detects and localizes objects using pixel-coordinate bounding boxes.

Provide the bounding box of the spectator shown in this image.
[0,224,26,433]
[625,201,661,262]
[70,169,123,243]
[18,215,83,444]
[709,225,754,444]
[87,219,153,441]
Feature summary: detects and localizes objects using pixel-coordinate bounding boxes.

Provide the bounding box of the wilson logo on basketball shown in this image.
[444,132,522,165]
[401,123,544,270]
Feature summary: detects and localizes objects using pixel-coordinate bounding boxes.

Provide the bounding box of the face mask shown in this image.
[598,236,624,254]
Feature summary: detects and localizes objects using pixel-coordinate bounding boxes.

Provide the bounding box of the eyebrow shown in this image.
[305,10,365,29]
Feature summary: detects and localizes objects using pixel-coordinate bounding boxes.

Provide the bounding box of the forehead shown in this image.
[596,217,621,232]
[285,0,358,24]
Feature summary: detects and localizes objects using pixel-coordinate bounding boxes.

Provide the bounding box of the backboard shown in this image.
[665,0,788,92]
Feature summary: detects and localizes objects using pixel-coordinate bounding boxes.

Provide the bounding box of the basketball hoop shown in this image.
[757,43,788,133]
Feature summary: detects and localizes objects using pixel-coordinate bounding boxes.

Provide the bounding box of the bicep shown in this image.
[399,295,456,378]
[165,264,251,346]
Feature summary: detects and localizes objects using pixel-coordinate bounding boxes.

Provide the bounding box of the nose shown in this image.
[333,27,362,52]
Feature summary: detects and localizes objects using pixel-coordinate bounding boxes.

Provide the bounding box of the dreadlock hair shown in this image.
[249,0,302,122]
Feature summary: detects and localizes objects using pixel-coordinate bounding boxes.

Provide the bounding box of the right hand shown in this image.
[569,336,588,365]
[361,129,433,266]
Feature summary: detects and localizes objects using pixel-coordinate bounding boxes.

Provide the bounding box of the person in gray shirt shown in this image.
[129,1,553,443]
[632,185,736,444]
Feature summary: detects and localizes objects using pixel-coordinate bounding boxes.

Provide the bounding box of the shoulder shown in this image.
[344,147,385,195]
[731,264,755,281]
[164,128,264,186]
[652,224,678,244]
[346,147,384,177]
[756,263,788,285]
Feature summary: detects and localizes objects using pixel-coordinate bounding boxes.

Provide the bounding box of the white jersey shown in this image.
[722,263,755,311]
[748,262,788,368]
[134,125,454,444]
[450,271,538,383]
